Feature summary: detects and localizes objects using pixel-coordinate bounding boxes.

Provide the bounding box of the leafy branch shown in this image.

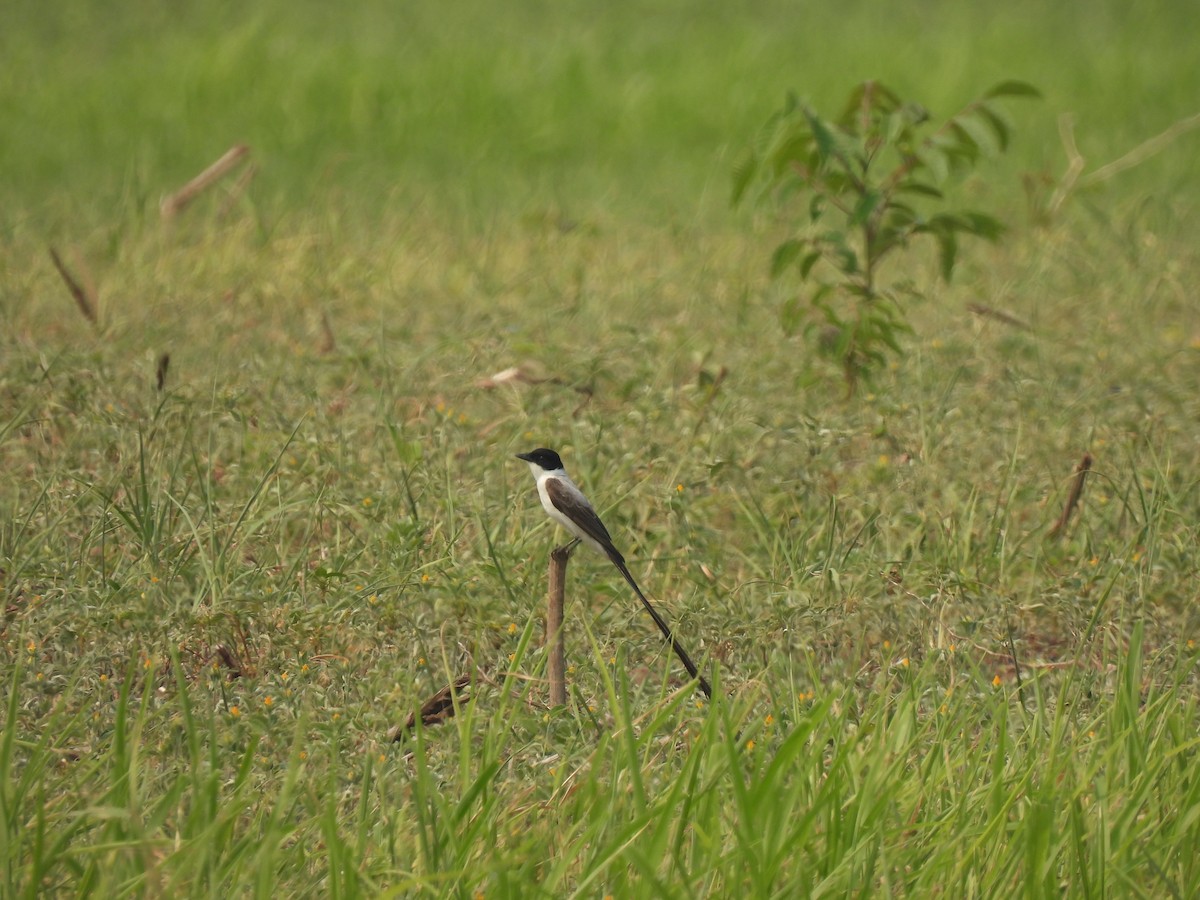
[734,79,1039,391]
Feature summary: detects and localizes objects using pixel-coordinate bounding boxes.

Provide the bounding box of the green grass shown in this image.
[3,0,1200,896]
[3,0,1199,228]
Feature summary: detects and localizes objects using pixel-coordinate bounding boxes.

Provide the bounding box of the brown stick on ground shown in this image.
[966,302,1032,332]
[161,144,251,220]
[1049,452,1093,538]
[155,353,171,392]
[546,543,572,707]
[49,247,97,324]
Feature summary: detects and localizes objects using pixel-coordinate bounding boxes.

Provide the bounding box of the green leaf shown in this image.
[390,430,424,464]
[811,284,835,317]
[848,190,882,227]
[920,212,967,236]
[896,181,943,199]
[870,316,905,353]
[984,80,1042,100]
[770,238,807,278]
[918,146,949,184]
[976,105,1012,152]
[885,110,911,145]
[957,113,1001,155]
[803,108,838,164]
[871,227,900,259]
[820,170,858,198]
[766,133,811,179]
[808,194,825,223]
[962,211,1006,240]
[862,80,902,117]
[730,153,759,206]
[820,231,858,275]
[885,201,917,223]
[901,101,930,128]
[779,294,805,336]
[948,122,982,163]
[799,251,822,280]
[838,80,902,133]
[837,82,869,129]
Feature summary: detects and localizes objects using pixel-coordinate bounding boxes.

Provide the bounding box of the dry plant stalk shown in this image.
[1079,110,1200,188]
[1049,111,1200,218]
[155,353,171,392]
[546,544,572,707]
[161,144,251,220]
[318,311,336,355]
[49,247,97,324]
[217,162,258,220]
[1049,452,1093,538]
[966,302,1032,331]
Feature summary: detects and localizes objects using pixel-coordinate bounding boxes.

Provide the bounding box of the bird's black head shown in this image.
[515,448,564,471]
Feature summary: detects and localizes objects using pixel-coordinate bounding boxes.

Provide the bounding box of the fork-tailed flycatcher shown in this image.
[516,447,712,699]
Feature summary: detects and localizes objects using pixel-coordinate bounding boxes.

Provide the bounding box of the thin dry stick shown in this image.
[546,543,571,707]
[155,353,171,392]
[1050,452,1093,538]
[1005,621,1026,707]
[217,162,258,220]
[1047,114,1086,220]
[1049,111,1200,218]
[48,247,97,324]
[161,144,251,220]
[1079,111,1200,188]
[966,302,1032,332]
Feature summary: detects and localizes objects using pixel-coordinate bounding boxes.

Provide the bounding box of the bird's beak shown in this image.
[515,452,531,462]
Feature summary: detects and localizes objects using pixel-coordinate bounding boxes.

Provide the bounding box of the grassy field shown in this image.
[3,0,1200,896]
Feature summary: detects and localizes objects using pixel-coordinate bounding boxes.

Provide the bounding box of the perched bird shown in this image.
[516,447,712,699]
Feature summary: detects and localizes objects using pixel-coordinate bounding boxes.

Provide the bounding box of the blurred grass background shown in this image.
[3,0,1198,230]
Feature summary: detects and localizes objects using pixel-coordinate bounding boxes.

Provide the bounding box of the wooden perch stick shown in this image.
[161,144,251,220]
[546,543,572,707]
[1049,452,1093,538]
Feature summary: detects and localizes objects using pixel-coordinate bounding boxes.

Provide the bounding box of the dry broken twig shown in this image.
[155,353,171,392]
[49,247,97,324]
[1049,452,1093,539]
[966,302,1032,332]
[161,144,251,220]
[217,162,258,220]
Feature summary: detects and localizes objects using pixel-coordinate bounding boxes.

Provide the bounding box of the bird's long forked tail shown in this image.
[610,555,713,700]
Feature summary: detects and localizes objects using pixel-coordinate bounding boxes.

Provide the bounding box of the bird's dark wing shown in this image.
[545,478,617,555]
[545,478,712,699]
